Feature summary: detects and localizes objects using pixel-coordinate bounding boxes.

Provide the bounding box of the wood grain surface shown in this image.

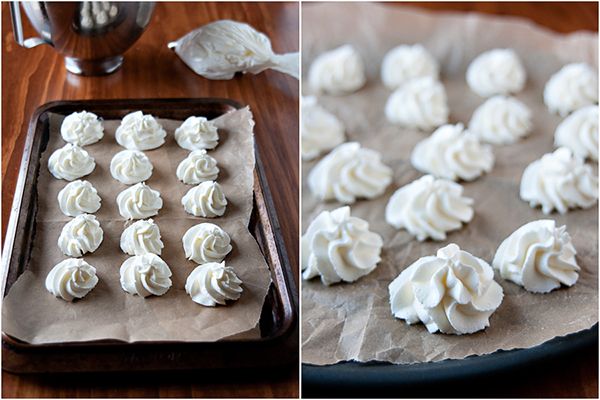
[1,2,298,398]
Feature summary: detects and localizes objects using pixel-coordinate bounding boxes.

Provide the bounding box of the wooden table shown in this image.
[1,2,298,398]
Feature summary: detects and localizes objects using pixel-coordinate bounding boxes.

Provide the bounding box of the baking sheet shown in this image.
[301,3,599,366]
[2,107,272,344]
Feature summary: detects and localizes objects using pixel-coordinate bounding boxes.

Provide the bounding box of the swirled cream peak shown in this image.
[389,243,503,335]
[181,181,227,217]
[466,48,526,97]
[385,76,449,130]
[385,175,474,241]
[120,219,164,256]
[469,95,532,144]
[544,63,598,116]
[176,150,219,184]
[175,116,219,151]
[58,214,103,257]
[45,258,99,301]
[301,96,345,160]
[185,262,243,306]
[110,150,153,184]
[381,44,439,89]
[308,142,392,204]
[182,223,232,264]
[302,206,383,285]
[115,111,166,151]
[60,111,104,146]
[493,220,579,293]
[116,182,163,219]
[119,254,172,297]
[308,45,366,95]
[411,123,494,181]
[520,147,598,214]
[48,143,96,181]
[555,105,598,161]
[57,180,101,217]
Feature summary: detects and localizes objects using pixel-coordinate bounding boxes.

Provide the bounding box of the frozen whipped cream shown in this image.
[45,258,99,301]
[466,48,526,97]
[520,147,598,214]
[411,123,494,181]
[110,149,153,185]
[381,44,439,89]
[60,111,104,146]
[120,219,164,256]
[544,63,598,116]
[385,76,449,130]
[469,95,532,144]
[389,243,503,335]
[116,182,163,219]
[185,262,243,306]
[176,149,219,184]
[493,220,579,293]
[302,206,383,285]
[175,116,219,151]
[308,142,392,204]
[58,214,103,257]
[554,105,598,161]
[181,181,227,217]
[48,143,96,181]
[183,222,232,264]
[115,111,166,151]
[308,45,366,95]
[385,175,474,241]
[119,254,172,297]
[301,96,345,160]
[57,180,101,217]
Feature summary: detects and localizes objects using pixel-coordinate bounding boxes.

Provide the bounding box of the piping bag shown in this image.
[168,20,299,80]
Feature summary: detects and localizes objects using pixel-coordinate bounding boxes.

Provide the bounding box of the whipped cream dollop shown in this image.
[308,142,392,204]
[385,175,474,241]
[520,147,598,214]
[45,258,99,301]
[554,105,598,161]
[60,111,104,146]
[48,143,96,181]
[120,219,164,256]
[116,182,163,219]
[57,180,101,217]
[385,76,449,130]
[176,149,219,184]
[115,111,166,151]
[58,214,103,257]
[308,45,366,95]
[302,206,383,285]
[301,96,345,160]
[175,116,219,151]
[389,243,503,335]
[182,222,232,264]
[119,254,172,297]
[110,150,154,184]
[544,63,598,116]
[181,181,227,217]
[466,48,526,97]
[381,44,439,89]
[185,262,243,306]
[411,123,494,181]
[469,95,532,144]
[493,220,579,293]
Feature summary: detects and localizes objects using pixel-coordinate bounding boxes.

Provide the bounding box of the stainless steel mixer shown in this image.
[10,2,155,75]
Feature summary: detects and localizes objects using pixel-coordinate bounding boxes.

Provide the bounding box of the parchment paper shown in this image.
[3,107,272,344]
[301,3,599,366]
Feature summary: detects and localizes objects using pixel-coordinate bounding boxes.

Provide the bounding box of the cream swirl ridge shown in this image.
[308,45,366,95]
[554,105,598,161]
[115,111,166,150]
[182,222,232,264]
[120,219,164,256]
[175,116,219,151]
[544,63,598,116]
[301,96,345,160]
[58,214,103,257]
[60,111,104,146]
[45,258,99,301]
[110,150,153,184]
[116,182,163,219]
[176,150,219,184]
[119,254,172,297]
[381,44,439,89]
[57,180,101,217]
[185,262,243,306]
[181,181,227,217]
[48,143,96,181]
[469,95,532,144]
[466,48,526,97]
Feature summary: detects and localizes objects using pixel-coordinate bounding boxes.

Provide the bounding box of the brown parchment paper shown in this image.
[2,107,272,344]
[301,3,598,366]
